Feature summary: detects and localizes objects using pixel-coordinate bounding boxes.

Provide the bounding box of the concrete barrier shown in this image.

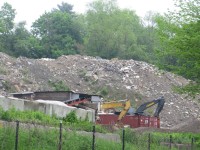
[0,96,95,122]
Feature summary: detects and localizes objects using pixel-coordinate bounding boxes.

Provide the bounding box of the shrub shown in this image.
[48,80,70,91]
[63,111,78,123]
[100,86,109,96]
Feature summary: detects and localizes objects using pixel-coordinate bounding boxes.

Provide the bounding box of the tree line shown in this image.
[0,0,199,95]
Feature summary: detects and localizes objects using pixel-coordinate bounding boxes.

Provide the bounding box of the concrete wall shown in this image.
[0,96,95,122]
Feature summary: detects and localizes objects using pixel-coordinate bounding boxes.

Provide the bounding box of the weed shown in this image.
[21,68,29,76]
[2,80,16,92]
[0,66,7,75]
[22,77,33,84]
[0,107,107,133]
[48,80,70,91]
[63,111,78,123]
[78,69,87,78]
[100,86,109,96]
[78,70,94,82]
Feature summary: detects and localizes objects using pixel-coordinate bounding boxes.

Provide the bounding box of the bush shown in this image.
[63,111,78,123]
[48,80,70,91]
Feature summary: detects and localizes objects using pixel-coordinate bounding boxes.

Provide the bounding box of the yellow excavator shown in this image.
[100,99,131,122]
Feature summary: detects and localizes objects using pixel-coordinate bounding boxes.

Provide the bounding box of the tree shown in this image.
[0,2,16,33]
[12,21,41,58]
[31,3,83,58]
[56,2,74,14]
[169,0,200,23]
[84,0,146,60]
[155,0,200,95]
[139,11,161,62]
[0,2,16,53]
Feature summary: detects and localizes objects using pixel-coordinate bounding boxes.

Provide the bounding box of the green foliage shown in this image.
[63,111,107,133]
[0,107,107,133]
[0,66,7,75]
[0,107,59,124]
[0,107,199,149]
[31,6,83,58]
[1,80,16,92]
[118,129,200,149]
[0,1,159,63]
[12,22,34,58]
[48,80,70,91]
[84,0,147,60]
[0,126,136,150]
[0,2,16,54]
[173,82,200,98]
[155,0,200,95]
[63,111,78,123]
[78,69,95,82]
[168,0,200,24]
[0,126,16,149]
[0,2,16,33]
[151,132,200,148]
[78,69,87,78]
[99,86,109,96]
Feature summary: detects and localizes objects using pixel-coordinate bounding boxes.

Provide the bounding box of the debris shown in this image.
[0,53,199,129]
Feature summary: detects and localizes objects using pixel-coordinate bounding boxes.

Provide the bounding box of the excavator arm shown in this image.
[135,96,165,117]
[100,100,131,121]
[117,100,131,121]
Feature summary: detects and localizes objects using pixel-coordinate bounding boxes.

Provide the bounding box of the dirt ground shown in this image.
[132,118,200,133]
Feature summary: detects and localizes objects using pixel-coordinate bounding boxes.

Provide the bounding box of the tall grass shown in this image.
[120,128,200,149]
[0,107,106,133]
[0,125,137,150]
[0,107,199,150]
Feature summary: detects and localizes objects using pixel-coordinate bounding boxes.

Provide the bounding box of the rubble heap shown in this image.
[0,52,199,129]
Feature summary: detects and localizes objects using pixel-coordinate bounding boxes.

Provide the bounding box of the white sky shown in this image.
[0,0,175,28]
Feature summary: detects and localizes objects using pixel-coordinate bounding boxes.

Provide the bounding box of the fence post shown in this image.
[122,128,125,150]
[92,125,95,150]
[15,120,19,150]
[191,137,194,150]
[148,133,151,150]
[58,121,62,150]
[169,135,172,150]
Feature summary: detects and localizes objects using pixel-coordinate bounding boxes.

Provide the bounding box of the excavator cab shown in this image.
[135,96,165,117]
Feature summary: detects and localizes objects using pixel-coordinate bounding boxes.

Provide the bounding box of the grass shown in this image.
[151,132,200,148]
[0,107,107,133]
[1,80,16,93]
[0,107,199,150]
[48,80,70,91]
[118,128,200,150]
[0,66,7,75]
[2,124,195,150]
[0,125,137,150]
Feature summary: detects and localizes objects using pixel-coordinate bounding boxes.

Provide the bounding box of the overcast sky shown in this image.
[0,0,174,28]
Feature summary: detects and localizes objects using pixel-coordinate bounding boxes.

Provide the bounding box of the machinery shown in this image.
[96,97,165,128]
[100,99,131,122]
[135,96,165,117]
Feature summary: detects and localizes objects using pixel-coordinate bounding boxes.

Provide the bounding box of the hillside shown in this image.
[0,52,199,128]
